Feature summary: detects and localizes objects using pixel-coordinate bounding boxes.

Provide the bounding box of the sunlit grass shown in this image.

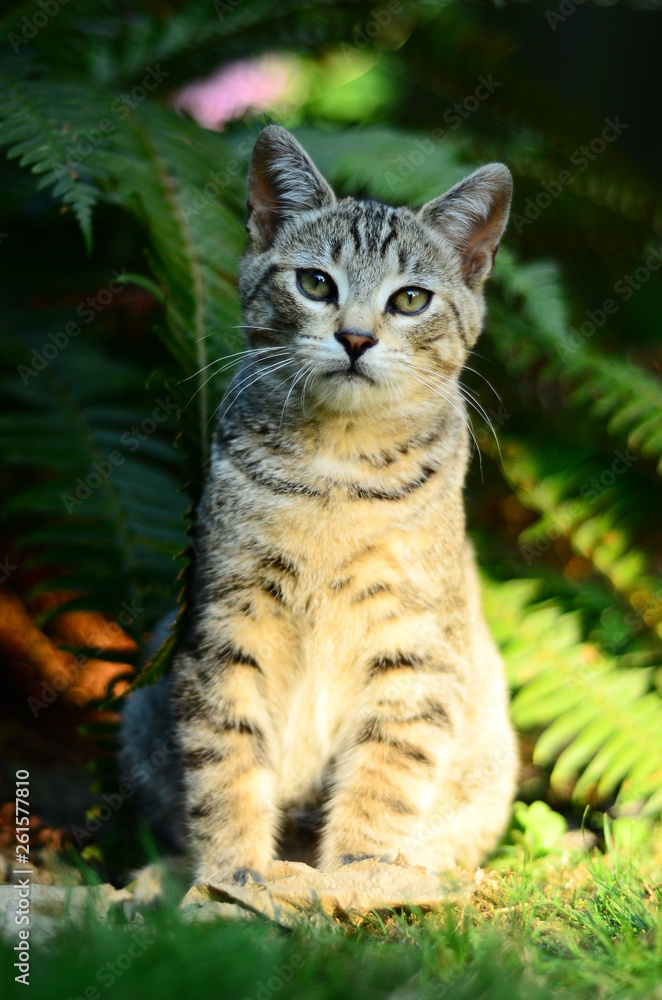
[3,818,660,1000]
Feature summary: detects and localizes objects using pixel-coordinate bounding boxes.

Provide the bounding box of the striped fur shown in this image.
[121,126,517,883]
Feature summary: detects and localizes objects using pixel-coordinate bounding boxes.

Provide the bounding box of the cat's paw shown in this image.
[196,861,266,886]
[232,866,265,885]
[339,853,387,865]
[323,852,397,870]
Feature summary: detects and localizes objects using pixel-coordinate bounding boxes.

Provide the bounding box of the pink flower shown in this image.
[174,55,296,130]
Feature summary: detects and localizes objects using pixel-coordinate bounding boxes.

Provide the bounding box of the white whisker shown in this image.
[301,363,325,418]
[230,324,293,334]
[180,349,289,418]
[388,375,411,452]
[402,361,501,464]
[210,358,293,427]
[178,346,288,383]
[399,364,483,478]
[278,361,312,430]
[460,362,503,404]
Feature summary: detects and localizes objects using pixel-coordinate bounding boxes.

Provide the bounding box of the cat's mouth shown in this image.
[324,366,375,385]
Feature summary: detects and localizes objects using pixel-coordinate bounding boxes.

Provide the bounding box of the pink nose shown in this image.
[334,331,377,362]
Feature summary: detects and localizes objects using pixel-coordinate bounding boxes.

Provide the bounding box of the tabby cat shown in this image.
[121,125,517,884]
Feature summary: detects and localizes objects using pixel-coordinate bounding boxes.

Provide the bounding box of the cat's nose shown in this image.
[334,330,378,363]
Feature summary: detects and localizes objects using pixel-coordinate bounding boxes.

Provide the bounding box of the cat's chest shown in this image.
[215,463,435,587]
[210,428,454,560]
[203,428,465,627]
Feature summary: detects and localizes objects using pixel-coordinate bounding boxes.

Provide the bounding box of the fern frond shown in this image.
[482,577,662,815]
[487,434,662,639]
[0,77,249,489]
[87,100,247,486]
[0,335,188,642]
[0,77,107,250]
[493,253,662,473]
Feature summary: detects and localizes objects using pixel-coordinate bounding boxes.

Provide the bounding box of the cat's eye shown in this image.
[389,287,432,315]
[296,269,336,302]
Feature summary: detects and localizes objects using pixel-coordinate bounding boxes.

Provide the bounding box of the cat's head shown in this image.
[237,126,511,418]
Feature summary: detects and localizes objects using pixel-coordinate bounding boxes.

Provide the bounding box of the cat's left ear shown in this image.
[246,125,336,251]
[418,164,512,289]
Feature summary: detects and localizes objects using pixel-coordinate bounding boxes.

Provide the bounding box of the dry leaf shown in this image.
[185,858,474,927]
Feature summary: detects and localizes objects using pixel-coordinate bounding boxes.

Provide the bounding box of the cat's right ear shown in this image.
[246,125,336,251]
[418,164,512,290]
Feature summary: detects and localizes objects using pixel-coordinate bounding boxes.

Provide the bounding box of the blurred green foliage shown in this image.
[1,0,661,823]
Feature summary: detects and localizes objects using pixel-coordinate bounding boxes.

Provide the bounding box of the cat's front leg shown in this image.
[172,643,278,885]
[318,653,461,872]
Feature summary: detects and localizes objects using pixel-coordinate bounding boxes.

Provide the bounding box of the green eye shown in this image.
[390,287,431,315]
[297,269,336,301]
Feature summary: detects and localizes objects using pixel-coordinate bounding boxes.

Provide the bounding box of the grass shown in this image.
[2,816,661,1000]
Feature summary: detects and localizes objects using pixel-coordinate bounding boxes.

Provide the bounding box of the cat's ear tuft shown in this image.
[246,126,336,250]
[418,164,512,288]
